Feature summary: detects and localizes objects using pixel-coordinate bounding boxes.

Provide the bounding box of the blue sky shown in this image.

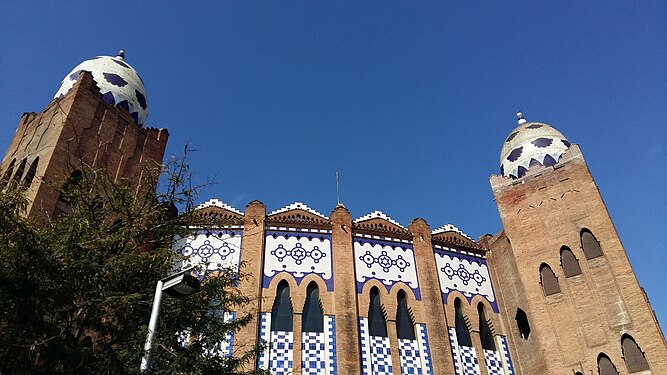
[2,2,666,328]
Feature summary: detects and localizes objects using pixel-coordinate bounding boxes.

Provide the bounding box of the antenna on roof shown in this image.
[336,171,344,208]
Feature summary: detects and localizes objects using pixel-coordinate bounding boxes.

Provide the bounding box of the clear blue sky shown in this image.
[2,2,666,328]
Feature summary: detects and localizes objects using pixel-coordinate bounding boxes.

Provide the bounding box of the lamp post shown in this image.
[140,267,201,371]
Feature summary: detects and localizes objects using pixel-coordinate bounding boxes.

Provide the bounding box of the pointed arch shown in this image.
[540,263,561,296]
[478,302,496,350]
[581,229,603,259]
[22,157,39,187]
[12,158,27,184]
[302,282,323,333]
[598,353,618,375]
[368,286,387,337]
[560,246,582,277]
[515,308,530,340]
[395,290,415,340]
[621,334,650,373]
[454,298,472,347]
[2,158,16,185]
[271,280,293,332]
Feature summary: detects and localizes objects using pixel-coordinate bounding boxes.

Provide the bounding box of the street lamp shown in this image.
[140,267,201,371]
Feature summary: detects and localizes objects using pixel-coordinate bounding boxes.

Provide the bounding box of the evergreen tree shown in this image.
[0,159,266,374]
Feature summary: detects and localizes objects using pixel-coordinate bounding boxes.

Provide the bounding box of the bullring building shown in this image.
[2,52,665,375]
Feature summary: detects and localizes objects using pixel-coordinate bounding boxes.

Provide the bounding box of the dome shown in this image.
[500,113,571,179]
[54,51,148,126]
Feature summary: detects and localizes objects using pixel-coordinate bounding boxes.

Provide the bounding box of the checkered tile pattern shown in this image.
[359,318,372,375]
[369,335,393,375]
[498,336,515,375]
[269,331,294,375]
[302,332,326,374]
[399,338,423,374]
[221,312,235,357]
[325,315,338,374]
[416,324,434,375]
[256,313,271,370]
[483,349,505,375]
[448,327,481,375]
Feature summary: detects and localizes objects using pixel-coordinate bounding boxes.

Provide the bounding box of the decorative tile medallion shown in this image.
[264,231,333,290]
[354,237,420,299]
[173,229,242,275]
[434,249,497,312]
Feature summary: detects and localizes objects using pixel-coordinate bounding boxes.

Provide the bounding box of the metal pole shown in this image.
[140,279,164,371]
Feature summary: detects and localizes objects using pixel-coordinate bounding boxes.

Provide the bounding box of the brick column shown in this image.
[235,200,266,370]
[330,205,361,374]
[409,218,456,374]
[293,313,303,375]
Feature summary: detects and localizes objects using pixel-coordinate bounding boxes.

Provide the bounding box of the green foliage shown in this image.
[0,160,267,374]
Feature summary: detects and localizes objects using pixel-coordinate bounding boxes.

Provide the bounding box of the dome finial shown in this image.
[117,50,125,60]
[517,111,526,125]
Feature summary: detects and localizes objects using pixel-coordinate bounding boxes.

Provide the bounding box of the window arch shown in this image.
[560,246,582,277]
[302,282,323,333]
[515,308,530,340]
[582,229,603,259]
[621,334,650,373]
[540,263,561,296]
[598,353,618,375]
[2,158,15,184]
[22,157,39,188]
[12,158,27,184]
[271,280,293,332]
[368,287,387,337]
[454,298,472,347]
[478,303,496,350]
[396,290,415,340]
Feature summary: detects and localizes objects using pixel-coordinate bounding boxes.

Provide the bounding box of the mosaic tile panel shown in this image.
[325,315,338,374]
[359,318,372,375]
[399,338,423,375]
[302,332,326,375]
[177,312,236,358]
[435,249,498,312]
[498,336,515,375]
[416,324,434,375]
[483,349,505,375]
[269,331,294,375]
[257,313,271,370]
[354,237,421,300]
[173,230,242,275]
[369,335,393,375]
[449,327,482,375]
[264,231,333,290]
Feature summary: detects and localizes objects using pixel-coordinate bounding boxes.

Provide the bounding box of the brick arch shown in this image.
[620,333,650,373]
[359,279,391,319]
[470,295,500,333]
[580,228,604,260]
[298,273,333,315]
[263,271,299,312]
[387,282,421,321]
[560,245,582,277]
[540,263,561,296]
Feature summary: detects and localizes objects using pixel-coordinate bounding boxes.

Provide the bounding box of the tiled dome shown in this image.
[54,51,148,126]
[500,113,571,179]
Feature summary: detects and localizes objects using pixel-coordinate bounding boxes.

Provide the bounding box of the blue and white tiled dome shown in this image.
[54,51,148,126]
[500,113,571,179]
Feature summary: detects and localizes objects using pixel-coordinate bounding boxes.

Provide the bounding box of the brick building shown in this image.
[3,53,665,374]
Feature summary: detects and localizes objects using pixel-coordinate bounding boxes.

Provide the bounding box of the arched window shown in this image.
[2,159,16,184]
[621,334,650,373]
[560,246,582,277]
[454,298,472,347]
[598,353,618,375]
[271,280,293,332]
[368,287,387,337]
[582,229,603,259]
[540,263,561,296]
[515,308,530,340]
[478,303,496,350]
[396,290,415,340]
[22,157,39,188]
[12,158,27,184]
[302,282,323,333]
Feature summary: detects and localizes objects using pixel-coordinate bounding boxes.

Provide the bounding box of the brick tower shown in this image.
[487,113,667,374]
[0,51,168,219]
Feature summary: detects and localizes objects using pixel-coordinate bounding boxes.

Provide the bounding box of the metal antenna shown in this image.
[336,171,341,206]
